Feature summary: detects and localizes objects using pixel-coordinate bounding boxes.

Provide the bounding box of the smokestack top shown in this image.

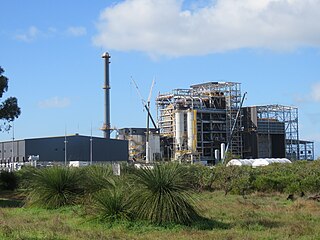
[102,52,111,58]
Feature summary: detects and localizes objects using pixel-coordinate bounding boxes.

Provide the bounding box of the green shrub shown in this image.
[15,166,38,189]
[92,179,132,222]
[184,164,215,191]
[82,165,114,194]
[130,163,201,225]
[26,167,84,208]
[0,171,18,191]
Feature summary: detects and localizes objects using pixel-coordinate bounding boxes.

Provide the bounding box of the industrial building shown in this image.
[1,50,313,167]
[0,134,128,166]
[0,52,129,170]
[242,105,314,160]
[156,82,243,163]
[117,128,160,162]
[155,82,314,164]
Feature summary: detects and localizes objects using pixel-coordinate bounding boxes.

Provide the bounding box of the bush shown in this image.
[82,165,114,194]
[184,164,215,191]
[26,167,84,208]
[130,163,201,225]
[92,179,132,222]
[0,171,18,191]
[213,165,255,196]
[15,166,38,189]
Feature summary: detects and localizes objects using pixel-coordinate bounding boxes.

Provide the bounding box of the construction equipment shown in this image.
[131,77,158,163]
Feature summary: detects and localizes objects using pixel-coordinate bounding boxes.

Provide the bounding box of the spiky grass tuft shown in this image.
[26,167,84,208]
[131,163,201,225]
[92,179,132,222]
[82,165,114,194]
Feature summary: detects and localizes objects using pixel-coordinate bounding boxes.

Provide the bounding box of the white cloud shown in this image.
[38,97,71,109]
[311,82,320,102]
[294,82,320,104]
[93,0,320,57]
[14,26,87,42]
[66,26,87,37]
[14,26,40,42]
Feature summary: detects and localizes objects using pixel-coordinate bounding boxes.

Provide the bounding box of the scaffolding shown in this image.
[255,105,303,160]
[156,82,242,162]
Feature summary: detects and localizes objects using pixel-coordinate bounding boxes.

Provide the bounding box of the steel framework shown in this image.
[156,82,242,162]
[255,105,301,160]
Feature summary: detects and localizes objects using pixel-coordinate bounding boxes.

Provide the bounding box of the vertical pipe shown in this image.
[90,123,93,165]
[187,110,193,151]
[102,52,111,139]
[64,127,67,166]
[221,143,226,161]
[146,102,150,163]
[215,149,220,162]
[11,122,14,171]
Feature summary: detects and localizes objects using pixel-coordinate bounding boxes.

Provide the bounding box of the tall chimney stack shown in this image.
[101,52,111,139]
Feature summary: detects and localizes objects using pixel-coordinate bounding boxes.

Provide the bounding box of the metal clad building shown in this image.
[117,128,160,162]
[0,134,128,164]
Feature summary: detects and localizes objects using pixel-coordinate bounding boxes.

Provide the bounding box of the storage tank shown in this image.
[215,149,220,161]
[252,158,291,167]
[221,143,226,160]
[187,110,197,151]
[175,111,184,150]
[227,159,255,167]
[149,132,161,162]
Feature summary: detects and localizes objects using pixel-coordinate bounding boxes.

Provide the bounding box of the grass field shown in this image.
[1,190,320,240]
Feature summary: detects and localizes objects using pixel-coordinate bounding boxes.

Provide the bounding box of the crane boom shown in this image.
[131,76,146,107]
[147,78,155,104]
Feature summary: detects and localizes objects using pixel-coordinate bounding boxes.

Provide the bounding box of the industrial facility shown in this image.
[0,134,128,167]
[0,52,315,169]
[242,105,314,160]
[156,82,243,164]
[117,128,160,162]
[0,52,129,170]
[153,82,314,164]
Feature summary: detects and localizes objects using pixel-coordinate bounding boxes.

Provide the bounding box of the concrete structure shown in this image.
[0,134,128,166]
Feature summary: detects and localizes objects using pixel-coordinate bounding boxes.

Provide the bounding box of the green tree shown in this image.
[0,66,21,131]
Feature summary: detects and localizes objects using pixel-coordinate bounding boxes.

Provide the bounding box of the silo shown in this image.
[221,143,226,160]
[175,111,184,150]
[187,110,197,152]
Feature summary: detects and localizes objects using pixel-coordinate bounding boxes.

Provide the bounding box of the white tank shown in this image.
[175,111,184,150]
[221,143,226,160]
[187,110,196,151]
[215,149,220,161]
[149,133,161,162]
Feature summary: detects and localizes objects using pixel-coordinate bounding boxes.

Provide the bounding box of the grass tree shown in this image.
[82,164,114,194]
[26,167,84,208]
[131,163,201,225]
[92,179,132,222]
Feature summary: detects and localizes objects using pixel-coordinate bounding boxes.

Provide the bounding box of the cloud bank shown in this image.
[38,97,71,109]
[93,0,320,56]
[311,82,320,102]
[14,26,87,42]
[14,26,40,42]
[66,26,87,37]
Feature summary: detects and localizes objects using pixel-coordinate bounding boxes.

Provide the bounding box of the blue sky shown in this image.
[0,0,320,158]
